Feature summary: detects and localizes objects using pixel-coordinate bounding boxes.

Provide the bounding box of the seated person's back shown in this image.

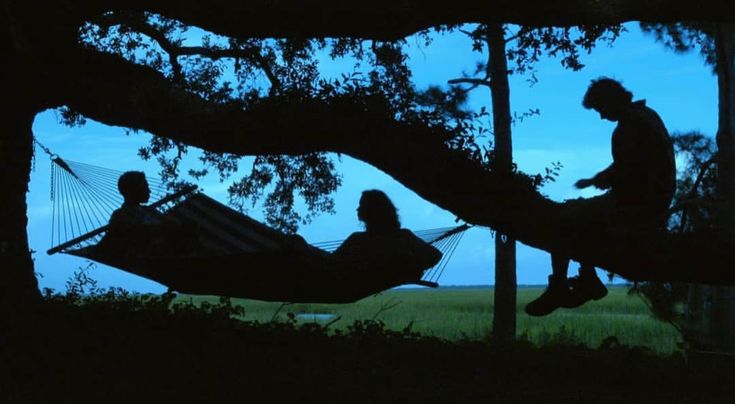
[328,190,442,275]
[100,171,197,256]
[109,202,164,230]
[332,229,441,272]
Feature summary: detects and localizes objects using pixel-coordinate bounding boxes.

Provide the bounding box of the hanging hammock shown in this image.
[41,149,470,303]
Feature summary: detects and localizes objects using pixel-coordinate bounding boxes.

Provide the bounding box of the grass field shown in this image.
[10,284,732,403]
[178,285,682,354]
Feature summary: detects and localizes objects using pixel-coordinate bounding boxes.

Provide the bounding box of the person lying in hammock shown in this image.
[99,171,198,256]
[326,190,443,277]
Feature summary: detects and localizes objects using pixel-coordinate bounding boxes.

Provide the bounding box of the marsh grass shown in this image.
[7,280,729,403]
[177,285,682,354]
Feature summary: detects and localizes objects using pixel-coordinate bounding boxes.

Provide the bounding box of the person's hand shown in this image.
[574,178,594,189]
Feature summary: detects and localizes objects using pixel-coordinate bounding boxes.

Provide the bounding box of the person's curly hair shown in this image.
[359,190,400,233]
[582,77,633,110]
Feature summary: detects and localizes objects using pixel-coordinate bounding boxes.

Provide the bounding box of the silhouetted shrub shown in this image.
[2,268,734,403]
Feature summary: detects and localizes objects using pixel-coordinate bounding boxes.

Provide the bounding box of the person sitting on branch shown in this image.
[525,77,676,317]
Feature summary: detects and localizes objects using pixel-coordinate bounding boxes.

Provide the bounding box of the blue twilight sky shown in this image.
[26,23,717,294]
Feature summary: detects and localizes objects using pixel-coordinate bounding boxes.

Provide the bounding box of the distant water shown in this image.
[295,313,336,322]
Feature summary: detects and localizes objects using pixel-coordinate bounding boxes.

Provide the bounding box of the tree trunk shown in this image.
[687,23,735,352]
[493,233,517,342]
[487,24,517,343]
[1,7,45,316]
[711,23,735,351]
[0,103,41,312]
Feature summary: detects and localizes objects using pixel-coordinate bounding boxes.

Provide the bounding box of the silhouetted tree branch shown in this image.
[91,1,735,40]
[49,48,735,284]
[4,1,735,305]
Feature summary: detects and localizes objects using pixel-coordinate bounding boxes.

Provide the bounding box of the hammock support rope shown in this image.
[40,143,471,303]
[46,153,172,253]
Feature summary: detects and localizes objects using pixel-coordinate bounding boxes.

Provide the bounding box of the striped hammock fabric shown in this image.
[43,156,470,302]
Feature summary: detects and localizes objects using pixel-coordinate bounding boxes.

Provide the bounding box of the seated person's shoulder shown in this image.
[140,206,165,223]
[398,228,416,237]
[100,206,144,252]
[111,204,163,225]
[108,205,137,228]
[343,231,369,243]
[331,231,369,258]
[396,228,424,242]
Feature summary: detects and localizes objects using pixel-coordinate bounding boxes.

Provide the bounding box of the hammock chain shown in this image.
[34,138,55,159]
[38,139,171,250]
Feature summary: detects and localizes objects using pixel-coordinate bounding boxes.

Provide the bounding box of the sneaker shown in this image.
[562,272,608,308]
[524,275,572,317]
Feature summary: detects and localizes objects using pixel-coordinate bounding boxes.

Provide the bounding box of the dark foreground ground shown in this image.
[2,293,734,404]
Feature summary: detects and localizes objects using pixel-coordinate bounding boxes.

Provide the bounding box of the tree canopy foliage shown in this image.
[5,1,735,292]
[54,9,624,232]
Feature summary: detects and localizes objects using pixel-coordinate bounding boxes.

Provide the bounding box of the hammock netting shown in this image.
[48,157,173,252]
[45,155,470,303]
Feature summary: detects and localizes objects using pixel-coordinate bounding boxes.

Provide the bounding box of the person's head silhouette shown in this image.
[582,77,633,122]
[357,190,400,233]
[118,171,151,205]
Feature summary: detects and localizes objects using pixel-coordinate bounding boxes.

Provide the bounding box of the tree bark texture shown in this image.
[0,104,41,308]
[487,24,517,343]
[686,23,735,352]
[711,23,735,350]
[493,234,517,342]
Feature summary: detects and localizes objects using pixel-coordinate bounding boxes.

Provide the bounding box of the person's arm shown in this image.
[575,164,614,190]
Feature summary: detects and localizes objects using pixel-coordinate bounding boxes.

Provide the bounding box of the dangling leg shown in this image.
[563,263,608,308]
[524,253,572,316]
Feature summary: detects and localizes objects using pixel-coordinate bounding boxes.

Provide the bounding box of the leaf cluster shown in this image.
[71,12,484,231]
[227,153,341,233]
[508,24,625,75]
[62,14,625,230]
[640,22,716,69]
[632,132,717,337]
[438,23,618,186]
[458,24,624,85]
[74,13,346,231]
[669,131,717,233]
[46,262,245,320]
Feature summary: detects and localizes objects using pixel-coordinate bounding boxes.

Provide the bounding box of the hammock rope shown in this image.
[45,152,171,250]
[36,140,472,299]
